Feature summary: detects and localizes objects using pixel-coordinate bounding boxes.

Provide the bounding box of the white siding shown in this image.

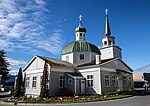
[62,52,98,65]
[26,57,45,71]
[62,53,73,63]
[25,72,43,96]
[100,46,122,60]
[77,67,101,95]
[25,57,50,96]
[100,47,114,60]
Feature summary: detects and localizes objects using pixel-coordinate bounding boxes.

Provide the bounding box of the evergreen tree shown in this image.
[14,68,23,97]
[40,60,49,98]
[0,50,9,84]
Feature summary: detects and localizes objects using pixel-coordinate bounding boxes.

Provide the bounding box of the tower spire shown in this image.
[105,8,111,36]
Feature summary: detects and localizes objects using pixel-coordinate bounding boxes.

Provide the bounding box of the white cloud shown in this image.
[6,58,27,75]
[7,58,27,66]
[0,0,64,55]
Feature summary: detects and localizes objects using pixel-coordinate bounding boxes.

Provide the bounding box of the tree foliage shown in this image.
[14,68,23,97]
[40,60,49,98]
[0,50,9,84]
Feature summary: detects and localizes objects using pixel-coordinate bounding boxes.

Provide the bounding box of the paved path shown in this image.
[0,95,150,106]
[0,92,12,101]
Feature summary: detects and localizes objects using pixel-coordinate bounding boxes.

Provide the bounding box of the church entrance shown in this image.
[80,80,85,94]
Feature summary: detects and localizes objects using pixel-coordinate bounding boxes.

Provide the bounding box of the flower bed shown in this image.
[5,94,133,104]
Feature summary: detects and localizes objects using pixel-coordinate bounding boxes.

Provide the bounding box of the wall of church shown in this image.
[25,57,46,96]
[25,70,43,96]
[100,70,118,94]
[25,57,45,71]
[100,47,114,60]
[73,52,96,64]
[77,67,101,95]
[62,53,73,63]
[62,52,98,65]
[49,67,75,96]
[100,66,133,94]
[113,46,122,59]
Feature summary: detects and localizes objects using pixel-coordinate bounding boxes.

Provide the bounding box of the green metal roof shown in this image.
[61,41,100,55]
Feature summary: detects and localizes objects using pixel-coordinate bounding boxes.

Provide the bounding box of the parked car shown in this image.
[134,80,149,95]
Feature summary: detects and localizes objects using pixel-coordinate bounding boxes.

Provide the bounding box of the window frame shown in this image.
[128,76,132,86]
[59,75,66,88]
[104,74,110,87]
[68,78,72,84]
[87,75,94,88]
[123,78,128,86]
[66,55,69,62]
[79,53,85,60]
[111,74,117,87]
[32,76,37,88]
[26,77,30,88]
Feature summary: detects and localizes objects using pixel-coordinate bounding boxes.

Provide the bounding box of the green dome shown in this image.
[61,41,100,55]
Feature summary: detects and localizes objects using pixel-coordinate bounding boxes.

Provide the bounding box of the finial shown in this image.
[79,15,82,22]
[79,15,83,26]
[105,8,108,16]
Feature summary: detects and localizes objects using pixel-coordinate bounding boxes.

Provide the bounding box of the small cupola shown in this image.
[75,15,87,41]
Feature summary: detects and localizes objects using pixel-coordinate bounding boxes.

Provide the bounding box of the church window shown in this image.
[87,75,93,87]
[26,77,30,88]
[68,79,72,84]
[128,76,132,86]
[104,41,107,45]
[59,75,66,88]
[79,33,82,39]
[123,78,128,86]
[104,74,110,87]
[80,33,82,36]
[113,41,115,44]
[109,41,111,45]
[32,76,37,88]
[111,75,117,87]
[66,55,69,62]
[79,54,84,60]
[40,76,43,87]
[83,34,85,40]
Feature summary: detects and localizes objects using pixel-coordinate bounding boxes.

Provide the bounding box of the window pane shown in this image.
[59,75,65,88]
[105,75,110,87]
[87,75,93,87]
[80,54,84,60]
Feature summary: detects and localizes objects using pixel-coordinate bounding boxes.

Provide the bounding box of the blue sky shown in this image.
[0,0,150,75]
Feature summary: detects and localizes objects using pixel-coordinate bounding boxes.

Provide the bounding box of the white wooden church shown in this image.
[23,9,134,97]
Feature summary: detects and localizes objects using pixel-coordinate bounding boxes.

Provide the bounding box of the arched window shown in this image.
[104,41,107,45]
[109,41,111,45]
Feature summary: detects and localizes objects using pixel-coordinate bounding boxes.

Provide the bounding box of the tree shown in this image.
[0,50,9,84]
[40,60,49,98]
[14,68,23,97]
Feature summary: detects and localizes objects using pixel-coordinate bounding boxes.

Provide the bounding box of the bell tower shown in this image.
[100,9,122,60]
